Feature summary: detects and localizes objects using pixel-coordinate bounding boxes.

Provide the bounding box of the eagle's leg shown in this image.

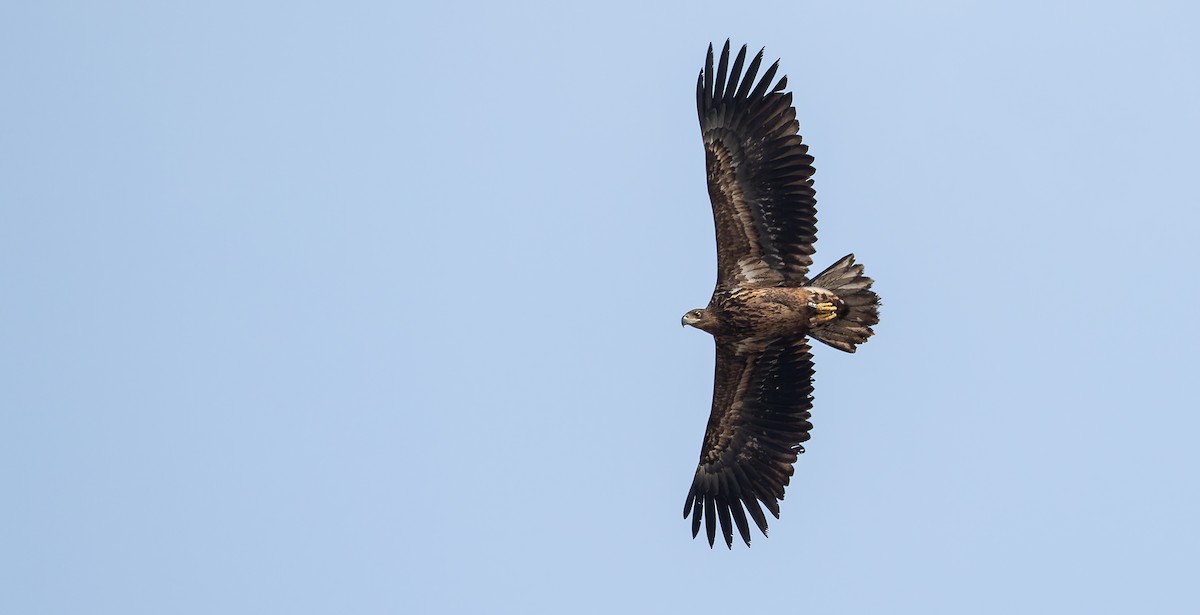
[813,300,839,322]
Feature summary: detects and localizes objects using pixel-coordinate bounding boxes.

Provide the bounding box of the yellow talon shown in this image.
[815,301,838,321]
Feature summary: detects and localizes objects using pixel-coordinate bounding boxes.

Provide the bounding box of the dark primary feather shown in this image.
[699,40,818,290]
[684,336,815,548]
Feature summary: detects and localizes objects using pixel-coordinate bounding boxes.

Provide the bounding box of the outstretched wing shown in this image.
[699,41,818,290]
[684,335,815,548]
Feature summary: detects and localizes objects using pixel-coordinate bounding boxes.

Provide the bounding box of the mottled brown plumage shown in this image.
[681,41,881,548]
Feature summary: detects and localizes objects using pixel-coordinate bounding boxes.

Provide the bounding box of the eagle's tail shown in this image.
[808,254,880,353]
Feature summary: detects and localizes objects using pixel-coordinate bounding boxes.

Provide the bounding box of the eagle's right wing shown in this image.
[684,335,815,548]
[700,41,819,291]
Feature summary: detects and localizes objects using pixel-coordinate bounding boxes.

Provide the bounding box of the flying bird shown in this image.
[681,41,881,548]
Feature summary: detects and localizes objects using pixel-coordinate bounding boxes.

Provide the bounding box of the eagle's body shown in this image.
[680,41,881,548]
[691,286,842,337]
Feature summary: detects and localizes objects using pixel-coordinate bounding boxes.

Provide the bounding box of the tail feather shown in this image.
[808,254,880,353]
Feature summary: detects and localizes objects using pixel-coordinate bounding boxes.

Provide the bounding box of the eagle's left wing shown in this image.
[684,335,815,548]
[699,41,819,291]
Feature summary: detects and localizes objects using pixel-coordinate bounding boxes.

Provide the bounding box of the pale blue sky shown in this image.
[3,1,1198,613]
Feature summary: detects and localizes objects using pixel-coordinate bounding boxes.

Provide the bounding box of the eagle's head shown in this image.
[681,308,718,333]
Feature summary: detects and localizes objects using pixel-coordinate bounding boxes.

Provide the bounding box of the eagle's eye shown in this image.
[690,310,703,319]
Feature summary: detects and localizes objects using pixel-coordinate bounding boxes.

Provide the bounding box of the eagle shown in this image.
[680,41,881,548]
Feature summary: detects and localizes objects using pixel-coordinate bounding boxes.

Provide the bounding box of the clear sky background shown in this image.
[3,1,1199,613]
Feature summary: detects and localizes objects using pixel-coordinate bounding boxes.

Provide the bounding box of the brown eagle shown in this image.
[681,41,881,548]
